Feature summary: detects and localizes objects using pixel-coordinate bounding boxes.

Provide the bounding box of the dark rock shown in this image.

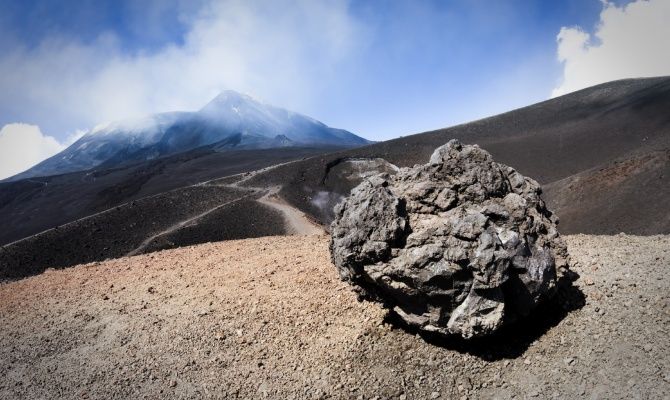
[330,140,569,338]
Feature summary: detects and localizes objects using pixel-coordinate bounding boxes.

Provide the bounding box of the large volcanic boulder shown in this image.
[330,140,569,339]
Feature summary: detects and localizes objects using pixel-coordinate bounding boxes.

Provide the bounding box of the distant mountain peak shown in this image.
[8,89,370,181]
[200,90,262,113]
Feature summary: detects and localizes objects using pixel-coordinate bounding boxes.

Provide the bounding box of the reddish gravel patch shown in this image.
[0,234,668,399]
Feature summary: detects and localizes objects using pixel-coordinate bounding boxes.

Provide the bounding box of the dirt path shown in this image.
[120,159,323,256]
[202,165,325,237]
[1,234,668,399]
[257,186,324,235]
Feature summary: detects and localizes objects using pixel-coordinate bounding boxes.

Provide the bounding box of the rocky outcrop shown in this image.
[330,140,569,338]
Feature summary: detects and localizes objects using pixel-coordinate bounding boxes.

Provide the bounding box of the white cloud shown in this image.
[64,129,86,146]
[0,0,362,140]
[0,124,65,180]
[552,0,670,97]
[553,0,670,97]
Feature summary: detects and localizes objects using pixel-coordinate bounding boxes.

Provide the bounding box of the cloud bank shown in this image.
[553,0,670,97]
[0,0,362,139]
[0,124,67,180]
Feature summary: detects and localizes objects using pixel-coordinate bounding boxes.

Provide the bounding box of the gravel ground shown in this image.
[0,234,668,399]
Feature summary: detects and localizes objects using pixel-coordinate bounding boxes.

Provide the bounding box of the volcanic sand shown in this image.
[0,234,668,399]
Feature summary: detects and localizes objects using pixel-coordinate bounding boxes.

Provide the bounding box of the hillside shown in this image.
[245,77,670,233]
[1,234,668,399]
[1,77,669,279]
[0,146,330,246]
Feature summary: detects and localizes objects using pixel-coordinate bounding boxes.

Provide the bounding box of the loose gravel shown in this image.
[0,234,668,399]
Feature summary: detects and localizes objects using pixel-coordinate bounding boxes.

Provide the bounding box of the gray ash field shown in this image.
[139,198,287,254]
[0,185,254,280]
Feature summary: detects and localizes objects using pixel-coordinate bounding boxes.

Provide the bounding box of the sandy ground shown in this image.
[0,234,668,399]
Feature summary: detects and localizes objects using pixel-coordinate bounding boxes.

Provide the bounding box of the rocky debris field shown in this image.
[0,234,668,399]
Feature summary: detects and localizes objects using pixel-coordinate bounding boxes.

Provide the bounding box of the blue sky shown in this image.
[0,0,668,175]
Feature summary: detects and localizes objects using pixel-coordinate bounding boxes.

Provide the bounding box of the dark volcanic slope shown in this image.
[543,149,670,235]
[0,146,333,245]
[1,77,669,279]
[244,77,670,234]
[0,183,288,281]
[141,198,287,254]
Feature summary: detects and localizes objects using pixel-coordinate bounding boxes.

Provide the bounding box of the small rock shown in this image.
[169,380,177,388]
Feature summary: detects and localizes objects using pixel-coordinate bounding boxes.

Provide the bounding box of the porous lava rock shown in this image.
[330,140,569,338]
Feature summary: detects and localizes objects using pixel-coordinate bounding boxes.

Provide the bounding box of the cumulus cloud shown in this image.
[0,0,363,139]
[0,124,66,180]
[553,0,670,97]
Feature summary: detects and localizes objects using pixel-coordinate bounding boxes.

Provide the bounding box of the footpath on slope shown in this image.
[1,234,668,399]
[125,161,323,256]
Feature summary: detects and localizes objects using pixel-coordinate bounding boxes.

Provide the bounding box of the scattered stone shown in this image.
[330,140,570,338]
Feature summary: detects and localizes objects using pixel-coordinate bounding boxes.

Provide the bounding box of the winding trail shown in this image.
[126,161,323,256]
[257,186,324,236]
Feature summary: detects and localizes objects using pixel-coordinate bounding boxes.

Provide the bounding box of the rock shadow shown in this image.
[382,270,585,361]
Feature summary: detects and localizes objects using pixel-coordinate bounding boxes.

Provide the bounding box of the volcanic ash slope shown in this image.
[0,234,668,399]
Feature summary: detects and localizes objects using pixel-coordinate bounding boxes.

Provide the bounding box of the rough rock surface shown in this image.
[330,140,569,338]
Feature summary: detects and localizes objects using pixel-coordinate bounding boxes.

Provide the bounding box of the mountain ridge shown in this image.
[8,91,370,181]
